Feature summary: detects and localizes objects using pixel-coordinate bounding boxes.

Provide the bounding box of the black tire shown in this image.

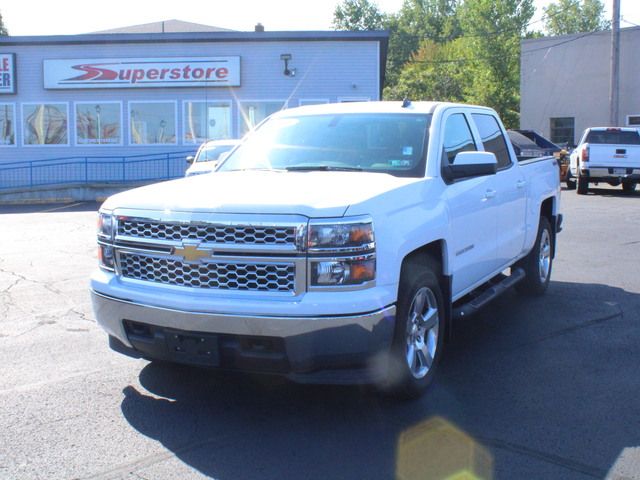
[622,181,637,194]
[516,216,553,296]
[566,177,576,190]
[383,256,446,399]
[577,174,589,195]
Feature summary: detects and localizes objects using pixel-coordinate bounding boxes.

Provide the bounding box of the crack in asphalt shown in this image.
[477,435,607,478]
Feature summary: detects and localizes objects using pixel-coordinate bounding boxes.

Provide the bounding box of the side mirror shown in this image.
[448,151,497,180]
[186,155,195,165]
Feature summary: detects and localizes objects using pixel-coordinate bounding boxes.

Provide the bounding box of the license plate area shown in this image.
[613,168,626,175]
[165,329,220,366]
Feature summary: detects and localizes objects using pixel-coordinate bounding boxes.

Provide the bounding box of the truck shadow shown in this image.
[120,280,640,479]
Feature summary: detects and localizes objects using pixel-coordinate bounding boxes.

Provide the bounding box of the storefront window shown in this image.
[239,101,285,136]
[129,101,177,145]
[22,103,69,145]
[183,101,231,144]
[0,103,16,146]
[75,102,122,146]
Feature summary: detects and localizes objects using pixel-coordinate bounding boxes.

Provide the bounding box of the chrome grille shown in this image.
[119,252,296,292]
[118,219,297,246]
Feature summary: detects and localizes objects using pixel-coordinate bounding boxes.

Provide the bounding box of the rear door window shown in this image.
[472,113,512,169]
[585,130,640,145]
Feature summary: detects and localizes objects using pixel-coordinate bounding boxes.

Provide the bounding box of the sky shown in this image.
[2,0,639,36]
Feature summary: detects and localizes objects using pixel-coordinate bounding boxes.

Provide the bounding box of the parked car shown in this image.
[185,139,240,177]
[92,101,562,398]
[569,127,640,194]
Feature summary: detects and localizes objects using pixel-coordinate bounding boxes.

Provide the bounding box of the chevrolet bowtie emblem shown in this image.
[172,243,213,263]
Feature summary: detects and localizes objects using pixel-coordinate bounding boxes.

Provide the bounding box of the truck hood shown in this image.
[102,170,422,217]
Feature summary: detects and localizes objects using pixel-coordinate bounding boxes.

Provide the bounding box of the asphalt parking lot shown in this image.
[1,185,639,480]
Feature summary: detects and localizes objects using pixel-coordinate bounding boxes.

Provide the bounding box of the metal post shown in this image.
[609,0,621,126]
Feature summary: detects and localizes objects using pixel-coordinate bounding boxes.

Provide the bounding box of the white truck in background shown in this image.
[569,127,640,194]
[91,101,562,398]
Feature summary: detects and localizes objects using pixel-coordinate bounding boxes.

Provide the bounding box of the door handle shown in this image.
[516,180,527,189]
[484,189,497,199]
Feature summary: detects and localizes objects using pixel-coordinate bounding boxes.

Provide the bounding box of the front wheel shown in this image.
[384,257,445,398]
[622,181,637,194]
[516,216,553,296]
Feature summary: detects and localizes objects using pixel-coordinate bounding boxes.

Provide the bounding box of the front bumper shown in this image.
[91,290,396,383]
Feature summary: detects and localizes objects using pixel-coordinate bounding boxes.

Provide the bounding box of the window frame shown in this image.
[237,99,287,137]
[437,109,490,184]
[625,115,640,127]
[21,102,70,147]
[549,117,575,146]
[128,100,178,147]
[182,100,233,145]
[298,99,330,107]
[471,112,513,171]
[74,101,123,147]
[0,102,17,148]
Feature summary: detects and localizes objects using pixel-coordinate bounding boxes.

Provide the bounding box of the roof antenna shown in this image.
[402,98,411,108]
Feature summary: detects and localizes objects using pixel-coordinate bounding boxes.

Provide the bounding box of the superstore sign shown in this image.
[0,54,16,94]
[43,57,240,89]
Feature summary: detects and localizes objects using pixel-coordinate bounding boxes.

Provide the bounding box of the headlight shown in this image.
[97,212,114,240]
[308,219,374,253]
[307,217,375,289]
[97,212,115,271]
[310,256,376,286]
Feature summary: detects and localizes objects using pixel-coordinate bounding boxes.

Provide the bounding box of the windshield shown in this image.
[196,144,236,162]
[218,113,432,177]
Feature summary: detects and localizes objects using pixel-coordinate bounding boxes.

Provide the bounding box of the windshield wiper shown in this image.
[285,165,363,172]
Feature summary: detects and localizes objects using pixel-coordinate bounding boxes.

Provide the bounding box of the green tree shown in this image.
[385,39,468,102]
[0,10,8,35]
[544,0,609,36]
[457,0,535,127]
[385,0,460,88]
[332,0,385,31]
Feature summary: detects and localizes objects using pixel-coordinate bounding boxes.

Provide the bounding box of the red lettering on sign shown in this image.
[147,68,159,80]
[160,68,170,79]
[0,58,8,71]
[216,67,228,79]
[169,68,181,80]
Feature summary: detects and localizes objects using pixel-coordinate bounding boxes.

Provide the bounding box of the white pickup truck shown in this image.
[91,101,562,397]
[569,127,640,194]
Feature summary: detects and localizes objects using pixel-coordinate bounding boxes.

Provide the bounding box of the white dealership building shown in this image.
[0,22,388,188]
